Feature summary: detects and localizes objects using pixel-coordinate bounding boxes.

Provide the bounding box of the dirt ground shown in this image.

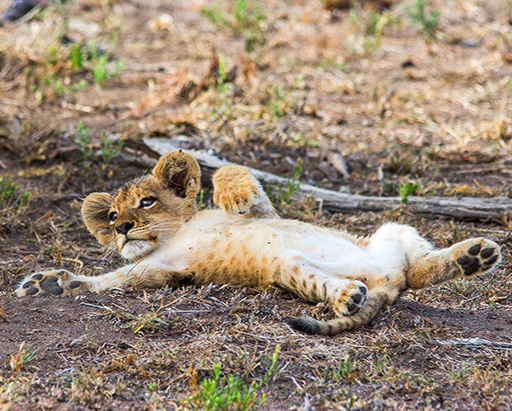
[1,0,512,409]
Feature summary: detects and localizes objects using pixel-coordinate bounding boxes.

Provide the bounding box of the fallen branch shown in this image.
[437,338,512,349]
[143,138,512,221]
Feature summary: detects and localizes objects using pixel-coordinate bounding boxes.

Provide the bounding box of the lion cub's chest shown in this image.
[155,216,277,286]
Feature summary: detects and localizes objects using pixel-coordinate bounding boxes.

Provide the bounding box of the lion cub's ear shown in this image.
[82,192,113,246]
[152,150,201,199]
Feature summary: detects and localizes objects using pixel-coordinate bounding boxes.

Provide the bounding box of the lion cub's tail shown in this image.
[288,290,389,336]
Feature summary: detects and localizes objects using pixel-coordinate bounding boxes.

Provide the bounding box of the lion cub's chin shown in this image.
[120,240,157,261]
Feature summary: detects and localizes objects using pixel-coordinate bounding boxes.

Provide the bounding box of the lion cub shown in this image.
[17,151,501,335]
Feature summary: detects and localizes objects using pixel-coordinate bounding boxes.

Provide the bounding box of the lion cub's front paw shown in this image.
[213,165,262,215]
[215,185,258,215]
[454,238,501,277]
[333,281,368,317]
[16,270,88,297]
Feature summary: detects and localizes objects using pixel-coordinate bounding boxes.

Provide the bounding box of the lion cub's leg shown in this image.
[367,223,501,290]
[213,165,278,219]
[405,238,501,289]
[17,263,192,297]
[276,254,369,316]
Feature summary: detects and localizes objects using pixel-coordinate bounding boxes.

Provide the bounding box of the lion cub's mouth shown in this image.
[120,239,156,260]
[116,236,158,260]
[118,235,157,246]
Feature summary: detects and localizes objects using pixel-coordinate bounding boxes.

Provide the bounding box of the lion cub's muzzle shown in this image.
[116,221,135,235]
[113,222,159,261]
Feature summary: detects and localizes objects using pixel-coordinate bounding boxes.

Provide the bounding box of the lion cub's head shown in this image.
[82,150,200,261]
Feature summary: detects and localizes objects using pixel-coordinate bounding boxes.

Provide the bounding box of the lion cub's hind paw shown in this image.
[16,270,87,297]
[333,282,368,317]
[455,239,501,277]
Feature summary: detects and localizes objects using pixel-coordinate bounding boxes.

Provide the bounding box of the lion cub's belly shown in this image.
[152,214,373,288]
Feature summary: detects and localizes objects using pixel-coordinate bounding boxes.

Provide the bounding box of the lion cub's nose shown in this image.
[116,221,135,235]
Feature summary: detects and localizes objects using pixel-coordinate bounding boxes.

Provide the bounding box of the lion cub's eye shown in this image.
[140,196,157,208]
[109,211,118,221]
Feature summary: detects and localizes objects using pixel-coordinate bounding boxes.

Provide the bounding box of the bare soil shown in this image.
[1,0,512,409]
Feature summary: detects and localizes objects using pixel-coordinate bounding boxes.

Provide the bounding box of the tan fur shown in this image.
[17,151,502,335]
[213,165,279,219]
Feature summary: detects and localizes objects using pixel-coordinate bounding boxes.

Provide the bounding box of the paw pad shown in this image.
[456,239,501,277]
[468,244,481,255]
[457,255,480,275]
[334,283,368,316]
[69,280,83,289]
[481,248,494,259]
[16,270,86,297]
[484,255,498,265]
[40,276,64,295]
[26,287,39,296]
